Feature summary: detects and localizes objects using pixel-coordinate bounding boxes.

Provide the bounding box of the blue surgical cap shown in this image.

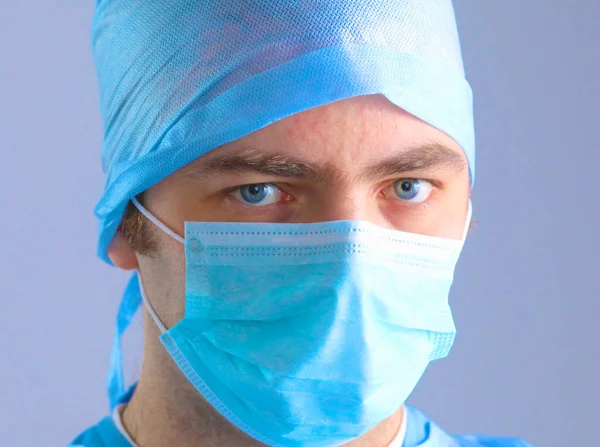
[92,0,475,264]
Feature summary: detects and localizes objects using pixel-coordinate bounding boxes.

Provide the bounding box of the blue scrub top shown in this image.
[68,405,533,447]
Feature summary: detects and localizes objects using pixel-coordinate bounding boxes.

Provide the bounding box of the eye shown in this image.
[390,179,433,203]
[231,183,283,206]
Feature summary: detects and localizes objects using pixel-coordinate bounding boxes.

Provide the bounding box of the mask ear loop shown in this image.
[462,200,473,241]
[130,197,184,332]
[131,197,184,244]
[136,270,167,333]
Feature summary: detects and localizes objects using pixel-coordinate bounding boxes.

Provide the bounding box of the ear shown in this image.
[107,227,139,270]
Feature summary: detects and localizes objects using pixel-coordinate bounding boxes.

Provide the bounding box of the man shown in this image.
[72,0,531,446]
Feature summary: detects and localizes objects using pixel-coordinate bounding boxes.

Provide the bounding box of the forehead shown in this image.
[279,95,435,142]
[194,94,465,169]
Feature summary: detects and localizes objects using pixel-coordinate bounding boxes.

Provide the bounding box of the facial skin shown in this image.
[108,94,471,447]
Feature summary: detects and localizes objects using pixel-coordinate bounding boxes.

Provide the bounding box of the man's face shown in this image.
[109,94,470,328]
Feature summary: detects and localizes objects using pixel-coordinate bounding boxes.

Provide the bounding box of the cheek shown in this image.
[430,206,470,240]
[384,186,470,240]
[432,176,471,240]
[432,192,471,240]
[139,249,187,329]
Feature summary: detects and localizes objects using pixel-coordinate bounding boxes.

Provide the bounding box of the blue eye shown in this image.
[232,183,282,206]
[392,179,432,203]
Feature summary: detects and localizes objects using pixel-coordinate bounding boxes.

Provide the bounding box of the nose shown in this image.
[303,188,394,229]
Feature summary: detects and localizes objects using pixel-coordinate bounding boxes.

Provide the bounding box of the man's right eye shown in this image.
[231,183,283,206]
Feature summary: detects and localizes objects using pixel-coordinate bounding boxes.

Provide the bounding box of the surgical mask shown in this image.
[133,197,472,447]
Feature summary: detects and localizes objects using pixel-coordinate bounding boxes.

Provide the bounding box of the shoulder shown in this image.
[67,416,131,447]
[404,406,535,447]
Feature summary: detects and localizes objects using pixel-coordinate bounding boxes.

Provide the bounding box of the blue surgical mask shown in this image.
[132,197,472,447]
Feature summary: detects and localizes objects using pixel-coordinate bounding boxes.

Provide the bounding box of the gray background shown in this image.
[1,1,598,446]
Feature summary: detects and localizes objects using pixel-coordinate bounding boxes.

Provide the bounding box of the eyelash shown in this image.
[223,184,292,215]
[226,179,439,212]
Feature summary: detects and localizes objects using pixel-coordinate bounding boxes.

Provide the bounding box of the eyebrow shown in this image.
[185,143,466,182]
[186,148,325,181]
[360,143,467,182]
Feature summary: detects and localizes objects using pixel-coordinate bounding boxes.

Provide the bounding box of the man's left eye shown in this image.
[390,179,433,203]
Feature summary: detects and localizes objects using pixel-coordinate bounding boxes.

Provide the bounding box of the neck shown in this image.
[122,316,405,447]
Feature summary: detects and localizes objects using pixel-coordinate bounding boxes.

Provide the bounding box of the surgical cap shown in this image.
[91,0,475,264]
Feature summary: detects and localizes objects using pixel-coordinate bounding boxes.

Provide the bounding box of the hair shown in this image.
[119,194,158,256]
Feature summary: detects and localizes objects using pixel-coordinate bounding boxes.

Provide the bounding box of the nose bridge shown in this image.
[322,190,360,221]
[315,183,387,226]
